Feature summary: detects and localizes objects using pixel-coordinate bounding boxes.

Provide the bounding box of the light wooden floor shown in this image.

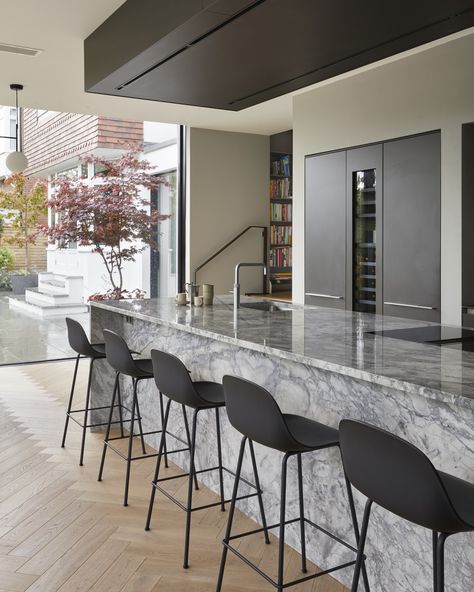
[0,360,346,592]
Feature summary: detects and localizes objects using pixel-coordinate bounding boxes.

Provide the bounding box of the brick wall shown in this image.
[22,110,144,175]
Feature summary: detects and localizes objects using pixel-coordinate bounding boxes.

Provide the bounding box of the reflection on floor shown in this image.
[0,294,89,365]
[0,361,346,592]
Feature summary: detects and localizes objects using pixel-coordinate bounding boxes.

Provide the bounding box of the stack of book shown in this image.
[270,202,292,221]
[271,225,292,245]
[271,155,291,176]
[270,246,292,268]
[270,178,291,198]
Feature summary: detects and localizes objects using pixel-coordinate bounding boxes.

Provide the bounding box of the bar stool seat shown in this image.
[439,472,474,528]
[88,343,106,356]
[133,358,154,377]
[193,382,226,407]
[282,414,339,451]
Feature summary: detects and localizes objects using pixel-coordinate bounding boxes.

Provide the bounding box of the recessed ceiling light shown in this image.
[0,42,42,57]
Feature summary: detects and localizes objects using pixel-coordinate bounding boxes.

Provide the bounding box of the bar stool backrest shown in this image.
[339,419,468,533]
[103,329,141,377]
[66,317,96,357]
[151,349,204,407]
[223,375,300,452]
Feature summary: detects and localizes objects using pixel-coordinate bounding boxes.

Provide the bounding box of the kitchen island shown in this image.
[90,297,474,592]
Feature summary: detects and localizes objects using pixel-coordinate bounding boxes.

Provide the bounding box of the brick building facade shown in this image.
[22,110,143,175]
[0,110,144,273]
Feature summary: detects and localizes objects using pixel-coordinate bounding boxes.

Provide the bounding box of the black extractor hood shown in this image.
[84,0,474,111]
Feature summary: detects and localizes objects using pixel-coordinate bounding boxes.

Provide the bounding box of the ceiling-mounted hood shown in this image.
[84,0,474,111]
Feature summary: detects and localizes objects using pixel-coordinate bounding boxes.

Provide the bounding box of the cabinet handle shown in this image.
[306,293,344,300]
[384,301,437,310]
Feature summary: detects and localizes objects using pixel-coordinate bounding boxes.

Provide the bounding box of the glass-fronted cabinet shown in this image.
[353,169,376,313]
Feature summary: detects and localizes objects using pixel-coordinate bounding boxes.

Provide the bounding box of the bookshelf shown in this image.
[269,150,292,293]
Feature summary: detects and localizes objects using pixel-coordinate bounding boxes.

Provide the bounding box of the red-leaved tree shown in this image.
[45,150,169,299]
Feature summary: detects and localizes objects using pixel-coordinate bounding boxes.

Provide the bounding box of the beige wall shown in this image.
[292,33,474,325]
[187,128,269,296]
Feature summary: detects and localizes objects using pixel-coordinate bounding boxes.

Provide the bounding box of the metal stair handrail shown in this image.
[193,225,268,291]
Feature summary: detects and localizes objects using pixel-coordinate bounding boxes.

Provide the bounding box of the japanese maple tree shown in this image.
[45,150,168,298]
[0,173,48,274]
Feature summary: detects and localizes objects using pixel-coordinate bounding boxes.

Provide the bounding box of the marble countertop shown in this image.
[91,297,474,407]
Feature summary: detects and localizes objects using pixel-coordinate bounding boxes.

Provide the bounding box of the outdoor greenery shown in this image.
[0,246,15,270]
[45,150,169,299]
[0,173,48,275]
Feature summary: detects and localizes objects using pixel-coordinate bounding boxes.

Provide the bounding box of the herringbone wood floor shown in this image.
[0,361,347,592]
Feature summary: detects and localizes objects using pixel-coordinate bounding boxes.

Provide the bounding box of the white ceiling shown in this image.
[0,1,472,136]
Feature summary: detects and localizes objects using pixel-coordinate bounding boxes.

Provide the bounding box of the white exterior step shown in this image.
[8,296,89,318]
[9,272,88,317]
[25,287,83,307]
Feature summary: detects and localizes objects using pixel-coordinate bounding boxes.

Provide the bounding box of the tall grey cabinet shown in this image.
[305,131,441,322]
[305,151,346,309]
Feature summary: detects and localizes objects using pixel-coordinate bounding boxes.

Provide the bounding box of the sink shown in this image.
[240,301,291,312]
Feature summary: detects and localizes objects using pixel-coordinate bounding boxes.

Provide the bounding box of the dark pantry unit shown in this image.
[305,131,441,322]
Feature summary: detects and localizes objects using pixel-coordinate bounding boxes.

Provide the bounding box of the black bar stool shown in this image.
[145,349,269,569]
[339,420,474,592]
[61,317,127,466]
[217,375,370,592]
[98,330,190,507]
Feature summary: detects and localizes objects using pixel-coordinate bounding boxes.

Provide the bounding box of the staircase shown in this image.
[8,272,89,317]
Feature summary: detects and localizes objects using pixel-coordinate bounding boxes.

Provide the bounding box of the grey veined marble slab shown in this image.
[91,296,474,408]
[89,300,474,592]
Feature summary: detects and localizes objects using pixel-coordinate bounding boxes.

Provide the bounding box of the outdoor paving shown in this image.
[0,293,90,365]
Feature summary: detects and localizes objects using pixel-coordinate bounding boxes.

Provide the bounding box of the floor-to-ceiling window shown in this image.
[150,170,177,298]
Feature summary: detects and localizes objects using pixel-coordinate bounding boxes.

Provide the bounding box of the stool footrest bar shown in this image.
[223,516,365,589]
[153,481,260,513]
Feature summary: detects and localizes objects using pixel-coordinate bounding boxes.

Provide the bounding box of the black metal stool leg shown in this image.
[277,453,290,592]
[248,439,270,544]
[433,531,438,592]
[158,392,169,468]
[297,453,307,573]
[183,409,199,569]
[216,436,247,592]
[436,533,449,592]
[215,407,225,512]
[182,404,198,490]
[145,399,171,531]
[79,358,94,466]
[134,379,147,455]
[116,378,125,438]
[61,353,80,448]
[98,371,120,482]
[124,379,138,506]
[344,473,371,592]
[351,499,373,592]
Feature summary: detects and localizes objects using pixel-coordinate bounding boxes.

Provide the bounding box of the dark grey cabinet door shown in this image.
[383,132,441,322]
[305,151,346,309]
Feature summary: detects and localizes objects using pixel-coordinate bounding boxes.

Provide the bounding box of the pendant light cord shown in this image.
[15,87,19,152]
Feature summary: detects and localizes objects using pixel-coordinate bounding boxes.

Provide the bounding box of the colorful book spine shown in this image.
[270,203,292,222]
[270,178,292,198]
[270,225,292,245]
[269,246,292,268]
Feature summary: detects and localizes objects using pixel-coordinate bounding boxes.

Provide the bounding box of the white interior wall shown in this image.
[292,33,474,325]
[186,128,269,296]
